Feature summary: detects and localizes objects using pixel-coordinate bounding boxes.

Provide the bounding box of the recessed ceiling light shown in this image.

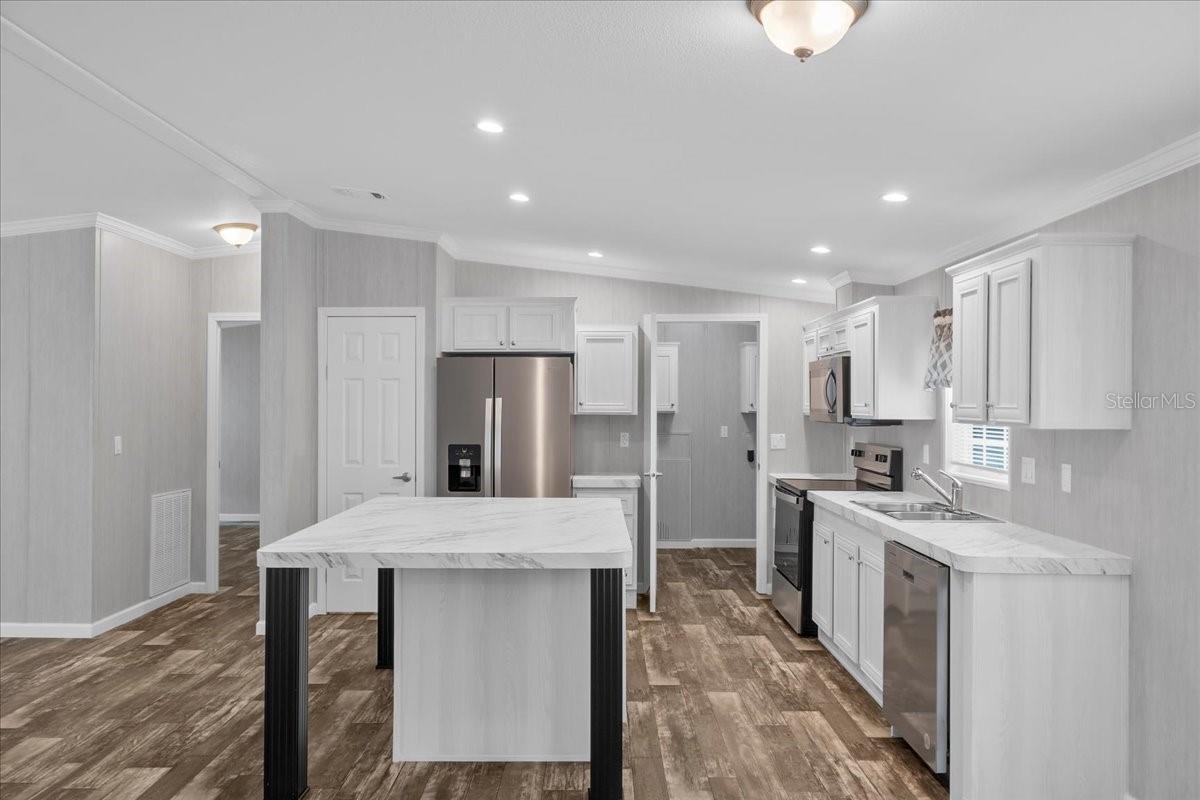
[587,251,604,258]
[810,245,831,254]
[509,192,530,203]
[792,277,808,284]
[476,119,504,134]
[881,191,909,203]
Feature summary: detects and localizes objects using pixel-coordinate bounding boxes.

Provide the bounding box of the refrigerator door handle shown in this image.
[483,397,494,497]
[494,397,503,497]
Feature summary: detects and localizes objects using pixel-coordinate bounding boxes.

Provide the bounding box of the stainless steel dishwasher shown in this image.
[883,541,949,776]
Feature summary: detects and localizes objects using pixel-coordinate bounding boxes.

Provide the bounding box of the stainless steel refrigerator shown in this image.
[437,356,573,497]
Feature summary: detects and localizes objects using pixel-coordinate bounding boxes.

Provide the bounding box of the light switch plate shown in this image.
[719,426,729,438]
[113,435,123,456]
[1061,463,1072,493]
[619,431,630,448]
[1021,457,1035,484]
[770,433,786,450]
[922,443,930,464]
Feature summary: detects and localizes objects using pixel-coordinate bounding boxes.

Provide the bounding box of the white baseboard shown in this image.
[219,513,260,524]
[1,581,206,639]
[254,602,321,636]
[657,538,756,549]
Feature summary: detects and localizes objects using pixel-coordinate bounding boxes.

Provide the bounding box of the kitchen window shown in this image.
[943,390,1011,489]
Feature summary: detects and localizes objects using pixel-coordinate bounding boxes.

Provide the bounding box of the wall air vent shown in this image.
[150,489,191,596]
[332,185,388,201]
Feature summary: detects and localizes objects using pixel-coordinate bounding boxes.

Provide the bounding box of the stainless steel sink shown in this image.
[853,500,997,523]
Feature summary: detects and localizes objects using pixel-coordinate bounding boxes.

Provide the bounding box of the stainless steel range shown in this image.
[771,443,903,635]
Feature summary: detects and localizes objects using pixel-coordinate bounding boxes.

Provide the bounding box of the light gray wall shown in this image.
[657,322,757,541]
[864,165,1199,800]
[219,324,260,515]
[0,228,96,624]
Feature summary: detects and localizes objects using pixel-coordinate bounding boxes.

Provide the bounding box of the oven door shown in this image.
[773,488,803,588]
[808,356,847,423]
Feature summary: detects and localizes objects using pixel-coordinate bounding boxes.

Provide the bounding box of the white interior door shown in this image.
[641,315,659,612]
[324,315,419,612]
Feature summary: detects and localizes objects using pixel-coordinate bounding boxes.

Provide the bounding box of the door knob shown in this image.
[393,472,412,482]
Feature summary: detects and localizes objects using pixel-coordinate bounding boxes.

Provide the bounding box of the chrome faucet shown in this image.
[911,467,964,512]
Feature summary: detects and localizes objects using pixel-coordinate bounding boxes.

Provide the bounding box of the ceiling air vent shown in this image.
[332,185,388,201]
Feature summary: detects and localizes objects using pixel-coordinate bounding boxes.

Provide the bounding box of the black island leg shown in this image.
[264,568,309,800]
[376,568,394,669]
[589,567,623,800]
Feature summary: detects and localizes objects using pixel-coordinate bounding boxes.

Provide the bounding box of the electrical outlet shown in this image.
[1021,457,1035,484]
[769,433,786,450]
[922,443,930,464]
[113,435,123,456]
[1061,463,1072,493]
[619,431,630,448]
[719,425,729,438]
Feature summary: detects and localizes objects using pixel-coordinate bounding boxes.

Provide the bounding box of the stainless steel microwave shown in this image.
[809,355,850,423]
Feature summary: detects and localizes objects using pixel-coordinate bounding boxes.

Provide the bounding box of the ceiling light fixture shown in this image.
[587,251,604,258]
[212,222,258,248]
[881,191,909,203]
[476,119,504,134]
[509,192,530,203]
[792,278,808,284]
[747,0,868,61]
[810,245,831,254]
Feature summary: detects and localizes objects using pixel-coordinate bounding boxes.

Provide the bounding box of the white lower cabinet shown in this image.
[831,533,860,661]
[857,549,885,692]
[811,522,834,632]
[572,481,639,609]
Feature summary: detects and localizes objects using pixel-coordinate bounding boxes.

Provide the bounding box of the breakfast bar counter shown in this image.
[257,497,633,800]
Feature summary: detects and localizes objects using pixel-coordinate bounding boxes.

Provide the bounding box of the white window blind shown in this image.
[951,423,1010,472]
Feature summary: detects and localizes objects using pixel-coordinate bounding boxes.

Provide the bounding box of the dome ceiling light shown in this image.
[747,0,868,61]
[212,222,258,248]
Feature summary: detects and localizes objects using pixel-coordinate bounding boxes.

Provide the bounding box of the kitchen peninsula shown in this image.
[256,497,633,800]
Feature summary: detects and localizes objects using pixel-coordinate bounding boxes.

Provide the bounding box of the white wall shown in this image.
[219,323,260,516]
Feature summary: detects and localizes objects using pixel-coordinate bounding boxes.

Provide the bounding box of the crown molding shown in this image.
[1,212,257,260]
[0,213,98,238]
[827,271,853,290]
[945,232,1136,277]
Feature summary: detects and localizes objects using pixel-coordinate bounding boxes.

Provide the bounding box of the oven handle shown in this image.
[774,488,803,506]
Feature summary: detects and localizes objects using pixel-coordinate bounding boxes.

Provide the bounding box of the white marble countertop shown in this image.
[809,490,1132,576]
[571,474,642,489]
[769,472,856,482]
[258,497,633,570]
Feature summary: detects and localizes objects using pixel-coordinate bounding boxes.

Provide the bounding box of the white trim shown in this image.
[1,581,205,639]
[656,539,757,549]
[316,307,427,613]
[827,271,853,290]
[945,232,1137,278]
[206,312,262,594]
[255,602,320,636]
[219,513,260,524]
[1,212,260,261]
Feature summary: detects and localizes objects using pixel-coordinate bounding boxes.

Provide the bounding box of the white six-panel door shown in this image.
[324,314,419,612]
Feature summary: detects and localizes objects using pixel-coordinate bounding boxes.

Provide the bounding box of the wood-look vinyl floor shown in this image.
[0,527,947,800]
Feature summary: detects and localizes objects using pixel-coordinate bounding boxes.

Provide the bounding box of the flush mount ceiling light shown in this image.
[509,192,530,203]
[212,222,258,248]
[792,277,808,284]
[747,0,868,61]
[881,191,909,203]
[587,251,604,258]
[810,245,831,254]
[476,119,504,134]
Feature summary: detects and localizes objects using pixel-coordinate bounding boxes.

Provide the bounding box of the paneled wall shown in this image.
[220,324,260,516]
[0,228,96,624]
[864,165,1200,800]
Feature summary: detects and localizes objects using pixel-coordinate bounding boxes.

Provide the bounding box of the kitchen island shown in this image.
[257,496,632,800]
[808,490,1132,800]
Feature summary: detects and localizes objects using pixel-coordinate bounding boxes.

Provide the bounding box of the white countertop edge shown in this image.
[257,550,632,570]
[808,490,1132,577]
[571,474,643,489]
[769,472,857,482]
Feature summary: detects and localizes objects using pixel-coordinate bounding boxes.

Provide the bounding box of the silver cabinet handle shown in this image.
[393,472,412,482]
[498,339,504,346]
[949,402,958,408]
[510,339,516,346]
[986,401,996,407]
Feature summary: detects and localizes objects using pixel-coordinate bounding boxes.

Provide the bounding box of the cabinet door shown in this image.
[802,331,817,414]
[831,321,849,353]
[811,523,834,633]
[576,329,637,415]
[832,533,860,662]
[655,343,679,413]
[857,549,885,692]
[739,342,758,413]
[451,304,508,351]
[508,303,564,350]
[951,273,989,423]
[848,311,875,418]
[816,326,833,356]
[987,259,1031,424]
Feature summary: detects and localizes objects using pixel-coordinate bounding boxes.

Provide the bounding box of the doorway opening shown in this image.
[205,312,261,592]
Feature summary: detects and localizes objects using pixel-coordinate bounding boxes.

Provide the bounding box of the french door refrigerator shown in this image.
[436,355,573,497]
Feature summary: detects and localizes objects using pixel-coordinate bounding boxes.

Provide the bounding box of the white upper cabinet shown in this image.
[817,320,849,356]
[441,298,576,353]
[951,273,990,423]
[802,330,817,414]
[739,341,759,413]
[655,342,680,413]
[848,311,876,418]
[947,233,1133,429]
[575,326,638,415]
